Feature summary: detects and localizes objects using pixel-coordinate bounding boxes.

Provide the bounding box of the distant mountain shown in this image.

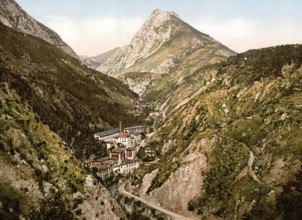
[81,47,120,69]
[94,47,121,63]
[97,9,235,95]
[80,57,102,70]
[0,0,78,59]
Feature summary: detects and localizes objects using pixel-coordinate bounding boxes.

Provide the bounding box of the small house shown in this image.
[120,160,140,174]
[116,133,133,148]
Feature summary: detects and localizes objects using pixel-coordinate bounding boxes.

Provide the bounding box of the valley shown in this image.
[1,0,302,219]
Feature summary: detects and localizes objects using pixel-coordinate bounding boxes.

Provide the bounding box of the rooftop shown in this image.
[119,133,130,138]
[124,125,148,130]
[95,128,120,138]
[102,160,117,166]
[122,159,139,165]
[111,148,126,153]
[96,157,113,163]
[132,132,141,136]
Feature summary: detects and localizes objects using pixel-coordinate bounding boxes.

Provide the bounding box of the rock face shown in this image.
[0,0,78,59]
[130,139,213,219]
[97,9,235,95]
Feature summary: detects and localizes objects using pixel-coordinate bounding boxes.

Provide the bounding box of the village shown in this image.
[84,122,155,179]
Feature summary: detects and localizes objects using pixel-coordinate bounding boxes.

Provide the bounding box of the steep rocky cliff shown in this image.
[130,45,302,219]
[97,9,235,95]
[0,0,78,59]
[0,83,126,219]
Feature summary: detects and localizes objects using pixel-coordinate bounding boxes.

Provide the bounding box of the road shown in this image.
[118,182,194,220]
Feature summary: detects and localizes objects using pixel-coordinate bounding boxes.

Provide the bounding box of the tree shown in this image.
[137,147,146,160]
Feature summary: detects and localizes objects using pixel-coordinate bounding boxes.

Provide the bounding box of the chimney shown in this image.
[119,121,123,133]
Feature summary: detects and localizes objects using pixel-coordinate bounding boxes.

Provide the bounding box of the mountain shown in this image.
[127,45,302,219]
[0,2,138,218]
[0,0,78,59]
[81,47,120,69]
[0,82,126,219]
[0,22,143,159]
[97,9,235,95]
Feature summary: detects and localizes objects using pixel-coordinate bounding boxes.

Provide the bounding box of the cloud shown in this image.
[43,15,144,56]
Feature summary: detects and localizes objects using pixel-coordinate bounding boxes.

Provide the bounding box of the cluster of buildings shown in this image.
[85,124,148,179]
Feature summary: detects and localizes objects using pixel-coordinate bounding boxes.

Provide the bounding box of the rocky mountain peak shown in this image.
[150,8,179,21]
[0,0,78,59]
[126,9,178,65]
[97,9,186,75]
[97,8,235,79]
[130,9,179,44]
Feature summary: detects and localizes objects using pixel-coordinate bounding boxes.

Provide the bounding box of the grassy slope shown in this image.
[0,83,125,219]
[132,45,302,219]
[0,23,143,159]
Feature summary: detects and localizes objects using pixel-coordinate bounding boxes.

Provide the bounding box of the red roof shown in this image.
[103,160,117,166]
[119,133,130,138]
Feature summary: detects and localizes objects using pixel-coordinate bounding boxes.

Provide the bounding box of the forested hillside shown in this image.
[0,23,143,159]
[0,82,126,219]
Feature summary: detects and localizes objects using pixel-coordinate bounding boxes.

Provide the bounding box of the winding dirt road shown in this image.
[118,182,194,220]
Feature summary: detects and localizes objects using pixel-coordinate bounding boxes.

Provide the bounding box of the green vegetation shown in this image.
[117,194,167,220]
[224,117,267,148]
[137,45,302,219]
[132,164,157,185]
[0,82,122,218]
[0,23,144,159]
[189,139,250,216]
[0,181,31,219]
[30,193,74,220]
[147,161,179,193]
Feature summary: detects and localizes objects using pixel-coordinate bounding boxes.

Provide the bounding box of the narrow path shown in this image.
[118,182,194,220]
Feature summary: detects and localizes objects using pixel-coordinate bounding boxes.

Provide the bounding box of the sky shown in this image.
[16,0,302,56]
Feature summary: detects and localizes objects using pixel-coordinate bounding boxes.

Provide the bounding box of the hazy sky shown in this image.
[16,0,302,56]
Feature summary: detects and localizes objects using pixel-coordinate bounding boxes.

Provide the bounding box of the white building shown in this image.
[124,125,148,134]
[120,160,140,174]
[116,133,133,148]
[94,128,120,141]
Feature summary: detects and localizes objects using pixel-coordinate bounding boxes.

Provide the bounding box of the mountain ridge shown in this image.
[0,0,78,59]
[81,47,120,69]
